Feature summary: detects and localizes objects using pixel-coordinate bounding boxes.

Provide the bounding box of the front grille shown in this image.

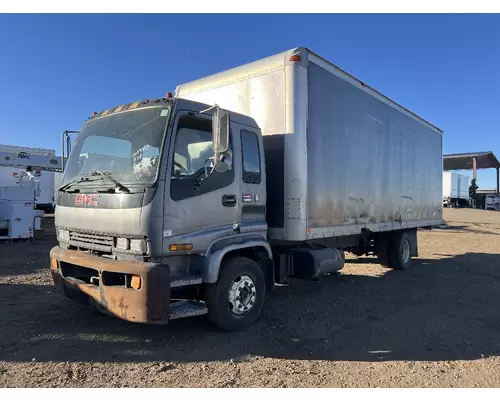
[69,230,114,253]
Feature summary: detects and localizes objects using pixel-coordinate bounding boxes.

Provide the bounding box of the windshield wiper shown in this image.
[87,171,131,193]
[58,175,94,192]
[58,171,131,193]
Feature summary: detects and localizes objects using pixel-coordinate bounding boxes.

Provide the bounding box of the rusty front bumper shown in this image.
[50,246,170,324]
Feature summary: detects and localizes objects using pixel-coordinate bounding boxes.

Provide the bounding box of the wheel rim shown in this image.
[228,274,257,316]
[400,238,411,264]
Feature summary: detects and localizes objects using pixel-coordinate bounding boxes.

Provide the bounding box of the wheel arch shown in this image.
[204,235,273,287]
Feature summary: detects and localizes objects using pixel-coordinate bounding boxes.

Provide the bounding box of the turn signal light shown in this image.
[50,258,58,270]
[169,243,193,252]
[130,275,142,290]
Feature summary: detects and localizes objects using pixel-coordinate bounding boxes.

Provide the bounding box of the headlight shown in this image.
[114,237,146,253]
[116,237,130,250]
[130,239,147,253]
[58,229,69,242]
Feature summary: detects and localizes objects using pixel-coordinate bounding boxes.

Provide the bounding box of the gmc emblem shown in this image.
[74,193,99,206]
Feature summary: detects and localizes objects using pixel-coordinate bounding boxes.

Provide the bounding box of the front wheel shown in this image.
[204,257,266,332]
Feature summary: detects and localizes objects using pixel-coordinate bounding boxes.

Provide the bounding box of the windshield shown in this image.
[62,106,170,187]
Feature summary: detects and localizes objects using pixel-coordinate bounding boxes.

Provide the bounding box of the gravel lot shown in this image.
[1,208,500,387]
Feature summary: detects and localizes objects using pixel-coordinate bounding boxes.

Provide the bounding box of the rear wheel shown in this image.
[204,256,266,332]
[387,231,413,270]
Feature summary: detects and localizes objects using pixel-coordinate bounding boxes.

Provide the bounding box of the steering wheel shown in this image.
[174,160,189,175]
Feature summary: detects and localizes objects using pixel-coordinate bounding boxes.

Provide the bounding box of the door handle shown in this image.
[222,194,237,207]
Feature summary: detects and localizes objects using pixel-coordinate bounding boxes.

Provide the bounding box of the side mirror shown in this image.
[202,104,231,175]
[212,108,229,154]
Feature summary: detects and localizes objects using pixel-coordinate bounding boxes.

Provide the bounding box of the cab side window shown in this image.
[170,114,234,201]
[241,130,261,184]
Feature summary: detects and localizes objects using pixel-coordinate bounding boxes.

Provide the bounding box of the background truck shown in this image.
[1,149,63,240]
[50,47,443,331]
[442,171,470,208]
[486,194,500,211]
[0,144,57,212]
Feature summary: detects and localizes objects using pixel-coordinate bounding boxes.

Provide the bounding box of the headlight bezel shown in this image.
[129,238,147,254]
[114,237,147,254]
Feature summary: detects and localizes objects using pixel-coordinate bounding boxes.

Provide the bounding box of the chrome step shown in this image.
[169,300,208,320]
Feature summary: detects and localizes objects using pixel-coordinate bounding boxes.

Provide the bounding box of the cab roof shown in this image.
[86,97,260,131]
[85,97,173,123]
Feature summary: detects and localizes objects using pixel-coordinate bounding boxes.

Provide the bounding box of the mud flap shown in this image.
[408,229,418,257]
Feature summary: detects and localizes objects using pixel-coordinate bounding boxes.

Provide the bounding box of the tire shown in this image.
[387,231,412,270]
[375,234,390,267]
[204,256,266,332]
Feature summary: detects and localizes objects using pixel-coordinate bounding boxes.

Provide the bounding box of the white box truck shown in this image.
[0,144,57,212]
[442,171,470,208]
[50,47,443,331]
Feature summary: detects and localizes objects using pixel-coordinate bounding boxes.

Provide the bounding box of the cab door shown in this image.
[162,110,240,253]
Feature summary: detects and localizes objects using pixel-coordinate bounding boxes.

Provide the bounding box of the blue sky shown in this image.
[0,14,499,188]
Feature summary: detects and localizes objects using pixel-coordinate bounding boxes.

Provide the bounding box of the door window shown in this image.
[170,114,234,201]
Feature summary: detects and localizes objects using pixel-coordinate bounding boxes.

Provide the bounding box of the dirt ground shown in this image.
[1,208,500,388]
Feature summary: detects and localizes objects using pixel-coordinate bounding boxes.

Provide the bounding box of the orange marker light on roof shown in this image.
[289,55,301,62]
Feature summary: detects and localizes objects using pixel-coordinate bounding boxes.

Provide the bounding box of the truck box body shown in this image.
[176,47,443,242]
[442,171,469,201]
[0,144,56,208]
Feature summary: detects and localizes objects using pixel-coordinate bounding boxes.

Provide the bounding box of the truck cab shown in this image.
[51,96,273,331]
